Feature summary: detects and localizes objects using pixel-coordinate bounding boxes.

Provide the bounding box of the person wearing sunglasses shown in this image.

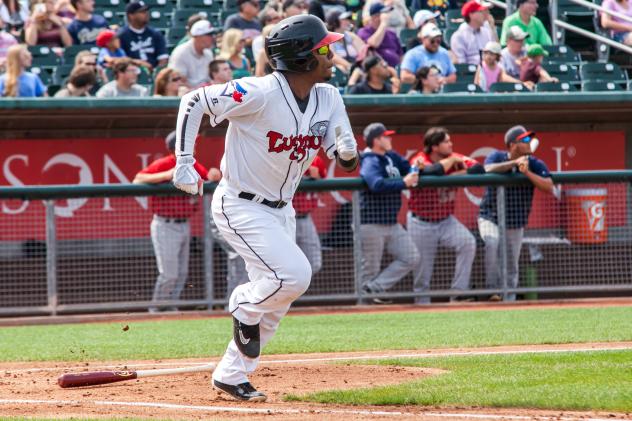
[171,14,357,402]
[478,125,553,302]
[400,23,456,86]
[348,55,400,94]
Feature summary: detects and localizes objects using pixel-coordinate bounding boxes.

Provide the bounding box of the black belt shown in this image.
[238,192,288,209]
[158,216,188,223]
[411,213,449,224]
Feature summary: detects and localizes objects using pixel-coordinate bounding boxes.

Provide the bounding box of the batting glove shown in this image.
[335,126,357,161]
[173,156,203,196]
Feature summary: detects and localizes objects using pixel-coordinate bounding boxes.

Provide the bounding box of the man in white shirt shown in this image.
[96,58,148,97]
[449,0,497,65]
[169,20,218,87]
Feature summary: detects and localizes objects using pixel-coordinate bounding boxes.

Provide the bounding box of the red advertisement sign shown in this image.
[0,131,625,241]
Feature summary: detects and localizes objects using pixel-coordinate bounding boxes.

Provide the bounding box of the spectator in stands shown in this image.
[358,122,421,303]
[96,29,126,68]
[209,58,233,84]
[362,0,414,35]
[54,0,74,25]
[474,41,524,92]
[74,49,104,91]
[282,0,307,18]
[54,65,96,96]
[67,0,108,45]
[258,5,282,27]
[0,44,47,97]
[96,57,148,97]
[133,131,220,313]
[348,55,400,94]
[24,0,72,47]
[327,10,366,67]
[519,43,557,85]
[254,24,273,76]
[410,0,457,20]
[500,25,529,79]
[478,125,553,301]
[169,20,218,87]
[308,0,326,21]
[0,0,28,36]
[117,0,169,70]
[218,28,251,79]
[357,3,403,67]
[450,0,497,65]
[600,0,632,45]
[0,17,18,68]
[409,65,442,94]
[408,127,483,304]
[223,0,262,45]
[153,67,185,96]
[406,9,440,49]
[500,0,552,46]
[251,7,281,60]
[400,24,456,85]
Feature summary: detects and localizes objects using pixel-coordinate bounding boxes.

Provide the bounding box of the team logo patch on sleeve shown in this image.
[220,81,249,103]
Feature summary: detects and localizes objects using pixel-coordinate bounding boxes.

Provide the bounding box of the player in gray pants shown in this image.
[478,125,553,301]
[209,217,249,306]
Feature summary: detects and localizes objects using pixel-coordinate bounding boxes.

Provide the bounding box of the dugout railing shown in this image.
[0,170,631,316]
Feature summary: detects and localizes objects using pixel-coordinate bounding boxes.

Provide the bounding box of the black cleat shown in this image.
[233,317,260,358]
[213,380,267,402]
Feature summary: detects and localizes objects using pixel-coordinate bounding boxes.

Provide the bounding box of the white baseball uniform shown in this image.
[174,72,354,385]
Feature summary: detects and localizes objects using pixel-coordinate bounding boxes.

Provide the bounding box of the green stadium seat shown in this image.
[53,64,74,85]
[443,27,457,49]
[177,0,223,12]
[29,67,54,86]
[542,63,581,84]
[580,62,628,87]
[489,82,529,93]
[63,45,100,64]
[543,45,581,64]
[172,9,211,26]
[399,28,417,49]
[143,0,175,13]
[582,81,624,91]
[445,8,462,29]
[454,63,477,83]
[28,46,61,68]
[98,8,125,26]
[441,82,483,93]
[328,67,348,88]
[47,84,62,96]
[535,82,578,92]
[149,9,172,29]
[167,25,188,46]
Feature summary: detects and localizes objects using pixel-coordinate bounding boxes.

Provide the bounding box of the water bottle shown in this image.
[409,165,419,187]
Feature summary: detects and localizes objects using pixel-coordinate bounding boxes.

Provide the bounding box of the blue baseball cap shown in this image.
[126,0,149,14]
[369,3,393,16]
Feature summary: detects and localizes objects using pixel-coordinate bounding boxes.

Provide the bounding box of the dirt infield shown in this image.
[2,342,632,420]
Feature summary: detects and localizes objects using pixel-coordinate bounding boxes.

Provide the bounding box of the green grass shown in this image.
[287,350,632,412]
[0,306,631,362]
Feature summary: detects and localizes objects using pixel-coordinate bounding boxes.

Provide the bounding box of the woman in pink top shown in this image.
[474,41,525,92]
[601,0,632,45]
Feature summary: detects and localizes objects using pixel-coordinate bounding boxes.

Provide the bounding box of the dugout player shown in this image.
[478,125,553,301]
[133,131,221,312]
[171,15,358,401]
[408,127,484,304]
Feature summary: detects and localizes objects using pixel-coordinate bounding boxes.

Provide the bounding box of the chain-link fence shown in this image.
[1,172,631,315]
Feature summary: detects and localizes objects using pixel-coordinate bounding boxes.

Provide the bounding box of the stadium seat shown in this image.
[329,67,348,88]
[489,82,529,93]
[143,0,175,13]
[399,28,418,49]
[167,25,188,46]
[98,8,125,26]
[63,45,100,64]
[177,0,223,13]
[582,81,624,91]
[172,9,210,27]
[445,9,463,29]
[580,62,627,84]
[535,82,578,92]
[53,64,74,85]
[28,46,61,68]
[47,84,62,96]
[543,45,582,65]
[443,27,457,49]
[454,63,477,83]
[441,82,483,93]
[149,9,171,29]
[542,63,581,85]
[29,66,54,86]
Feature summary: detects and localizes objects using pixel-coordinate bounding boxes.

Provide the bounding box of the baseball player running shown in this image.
[171,15,358,401]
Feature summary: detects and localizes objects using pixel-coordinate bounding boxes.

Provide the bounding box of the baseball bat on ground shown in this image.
[57,363,216,388]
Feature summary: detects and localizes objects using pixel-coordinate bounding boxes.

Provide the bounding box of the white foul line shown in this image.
[7,344,632,374]
[0,398,625,421]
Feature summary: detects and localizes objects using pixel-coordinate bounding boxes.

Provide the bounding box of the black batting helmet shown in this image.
[265,14,343,73]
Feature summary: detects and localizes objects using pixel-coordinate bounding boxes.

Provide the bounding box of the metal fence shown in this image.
[1,171,631,316]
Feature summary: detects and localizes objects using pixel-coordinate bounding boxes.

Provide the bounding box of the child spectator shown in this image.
[410,65,442,94]
[54,65,96,96]
[96,29,125,67]
[474,41,523,92]
[24,0,72,47]
[519,43,557,85]
[0,44,47,97]
[67,0,108,45]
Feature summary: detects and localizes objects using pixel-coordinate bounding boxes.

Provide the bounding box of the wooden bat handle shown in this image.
[57,371,138,388]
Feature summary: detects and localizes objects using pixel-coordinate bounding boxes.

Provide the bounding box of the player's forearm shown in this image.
[526,172,554,193]
[485,161,516,173]
[175,89,207,158]
[133,171,172,184]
